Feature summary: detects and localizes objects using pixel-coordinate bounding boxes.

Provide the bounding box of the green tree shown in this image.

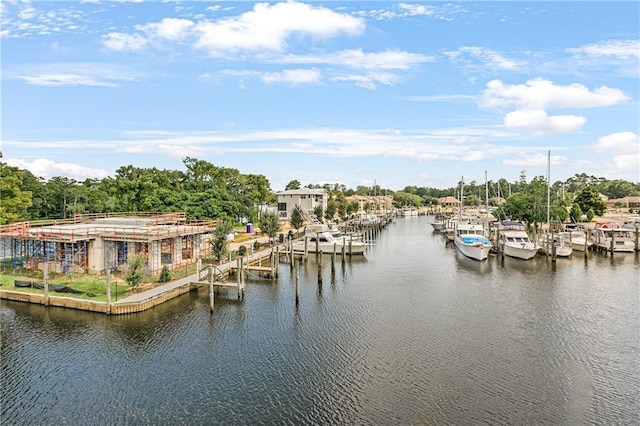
[158,265,171,283]
[313,205,324,222]
[258,211,280,243]
[0,163,33,224]
[574,185,606,217]
[289,206,305,235]
[211,220,234,263]
[586,208,595,222]
[125,253,147,291]
[570,203,583,223]
[285,180,301,190]
[325,198,337,222]
[501,176,546,229]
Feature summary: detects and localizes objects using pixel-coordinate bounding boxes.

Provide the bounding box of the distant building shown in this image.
[0,213,215,275]
[438,196,459,209]
[276,188,328,220]
[606,196,640,210]
[345,195,394,212]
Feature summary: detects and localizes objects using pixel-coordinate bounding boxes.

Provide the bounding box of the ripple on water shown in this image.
[1,217,639,425]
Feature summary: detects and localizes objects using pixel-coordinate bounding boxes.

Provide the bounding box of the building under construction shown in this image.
[0,213,216,276]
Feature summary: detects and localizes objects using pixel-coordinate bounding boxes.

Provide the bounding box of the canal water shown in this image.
[1,216,638,425]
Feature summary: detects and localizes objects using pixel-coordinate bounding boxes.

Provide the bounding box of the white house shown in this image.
[276,188,328,220]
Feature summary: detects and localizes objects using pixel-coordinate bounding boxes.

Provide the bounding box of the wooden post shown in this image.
[239,257,244,299]
[209,267,215,312]
[237,258,241,287]
[318,250,323,285]
[295,260,299,306]
[610,230,615,255]
[290,241,294,269]
[635,227,639,252]
[44,262,49,306]
[304,237,309,258]
[584,229,589,258]
[342,237,346,262]
[332,243,336,273]
[315,233,320,258]
[546,233,550,258]
[106,269,111,315]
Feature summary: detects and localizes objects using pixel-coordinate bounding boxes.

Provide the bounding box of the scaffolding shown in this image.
[0,212,215,275]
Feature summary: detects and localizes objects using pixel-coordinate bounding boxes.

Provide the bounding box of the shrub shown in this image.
[158,265,171,283]
[238,245,247,256]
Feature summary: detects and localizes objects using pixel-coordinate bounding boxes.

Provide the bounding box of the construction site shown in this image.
[0,213,216,276]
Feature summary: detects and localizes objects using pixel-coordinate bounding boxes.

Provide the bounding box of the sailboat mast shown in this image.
[546,150,551,227]
[459,176,464,219]
[485,171,489,214]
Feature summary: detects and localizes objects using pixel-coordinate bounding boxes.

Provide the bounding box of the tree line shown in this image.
[1,159,638,226]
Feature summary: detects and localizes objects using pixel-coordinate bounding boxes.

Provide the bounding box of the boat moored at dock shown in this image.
[496,221,538,260]
[294,231,367,255]
[454,222,492,261]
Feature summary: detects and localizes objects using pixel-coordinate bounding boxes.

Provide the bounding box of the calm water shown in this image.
[2,216,639,425]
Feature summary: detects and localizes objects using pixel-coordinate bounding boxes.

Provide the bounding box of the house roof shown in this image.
[277,188,327,196]
[438,196,459,204]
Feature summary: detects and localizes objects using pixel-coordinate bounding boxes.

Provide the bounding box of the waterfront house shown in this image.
[276,188,328,220]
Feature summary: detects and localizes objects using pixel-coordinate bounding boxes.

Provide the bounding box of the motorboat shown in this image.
[592,223,636,252]
[454,222,492,261]
[536,233,573,257]
[496,221,538,260]
[560,225,592,252]
[294,231,367,255]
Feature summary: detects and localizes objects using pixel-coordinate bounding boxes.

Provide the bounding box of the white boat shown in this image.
[497,221,538,260]
[399,206,419,217]
[293,231,367,255]
[429,213,450,232]
[430,220,445,231]
[592,224,636,252]
[560,226,592,252]
[454,222,492,261]
[537,233,573,257]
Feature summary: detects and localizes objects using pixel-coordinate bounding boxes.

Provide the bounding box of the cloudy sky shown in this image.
[1,0,638,190]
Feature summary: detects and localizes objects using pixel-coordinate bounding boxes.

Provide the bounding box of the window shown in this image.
[278,203,287,212]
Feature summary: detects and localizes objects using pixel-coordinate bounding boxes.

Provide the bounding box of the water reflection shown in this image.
[1,216,639,425]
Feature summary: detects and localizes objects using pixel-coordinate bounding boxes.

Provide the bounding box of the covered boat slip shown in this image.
[0,213,215,275]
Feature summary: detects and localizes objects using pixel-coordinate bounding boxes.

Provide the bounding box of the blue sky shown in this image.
[1,1,638,191]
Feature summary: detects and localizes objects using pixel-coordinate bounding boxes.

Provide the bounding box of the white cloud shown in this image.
[135,17,194,41]
[397,3,435,16]
[592,131,639,154]
[17,5,36,20]
[332,72,399,90]
[445,46,524,70]
[358,3,439,20]
[568,40,640,59]
[216,68,322,86]
[17,73,118,87]
[481,78,630,110]
[276,49,434,70]
[260,69,322,85]
[503,153,569,168]
[504,109,586,135]
[102,32,148,51]
[5,158,109,181]
[100,2,364,56]
[610,154,639,180]
[9,63,142,87]
[193,1,364,54]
